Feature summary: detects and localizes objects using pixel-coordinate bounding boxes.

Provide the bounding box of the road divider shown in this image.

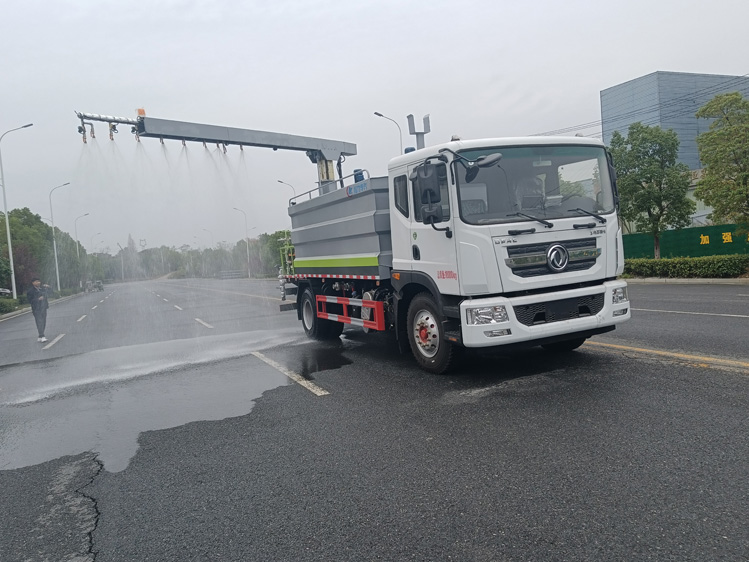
[251,351,330,396]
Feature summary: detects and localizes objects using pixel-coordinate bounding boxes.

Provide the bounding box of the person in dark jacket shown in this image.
[27,277,50,342]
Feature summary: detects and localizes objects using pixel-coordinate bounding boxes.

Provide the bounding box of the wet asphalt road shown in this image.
[0,280,747,561]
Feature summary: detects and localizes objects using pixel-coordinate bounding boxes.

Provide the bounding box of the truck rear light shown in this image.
[467,305,509,325]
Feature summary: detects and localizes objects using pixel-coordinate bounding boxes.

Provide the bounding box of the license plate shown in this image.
[546,298,577,321]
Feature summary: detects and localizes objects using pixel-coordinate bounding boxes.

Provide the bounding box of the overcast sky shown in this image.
[1,0,746,253]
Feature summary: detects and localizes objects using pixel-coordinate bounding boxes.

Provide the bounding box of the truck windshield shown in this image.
[455,145,615,226]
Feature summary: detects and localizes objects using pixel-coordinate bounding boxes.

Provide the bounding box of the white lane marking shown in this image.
[174,305,183,310]
[632,307,749,319]
[91,305,97,310]
[194,318,214,329]
[156,294,161,297]
[99,300,104,303]
[163,298,169,302]
[43,334,65,349]
[77,315,87,322]
[251,352,330,396]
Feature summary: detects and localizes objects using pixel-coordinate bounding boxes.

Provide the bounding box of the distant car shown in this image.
[0,288,11,298]
[95,280,104,291]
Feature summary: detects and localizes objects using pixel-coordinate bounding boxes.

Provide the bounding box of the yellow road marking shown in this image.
[586,341,749,371]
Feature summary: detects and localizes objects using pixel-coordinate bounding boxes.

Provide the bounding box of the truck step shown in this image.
[279,302,297,312]
[444,330,462,344]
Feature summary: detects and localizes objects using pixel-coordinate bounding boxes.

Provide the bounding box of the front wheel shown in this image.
[542,337,586,353]
[407,293,455,374]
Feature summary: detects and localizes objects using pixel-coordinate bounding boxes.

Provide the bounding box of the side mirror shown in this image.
[475,153,502,168]
[421,204,444,225]
[410,163,441,204]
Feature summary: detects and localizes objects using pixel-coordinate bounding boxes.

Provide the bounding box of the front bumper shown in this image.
[459,280,630,348]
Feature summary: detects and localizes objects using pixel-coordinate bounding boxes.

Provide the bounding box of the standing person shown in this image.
[27,278,50,343]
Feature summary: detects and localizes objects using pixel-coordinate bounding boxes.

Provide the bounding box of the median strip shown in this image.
[251,351,330,396]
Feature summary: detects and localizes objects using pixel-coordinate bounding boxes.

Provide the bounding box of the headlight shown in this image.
[466,305,509,325]
[612,287,629,304]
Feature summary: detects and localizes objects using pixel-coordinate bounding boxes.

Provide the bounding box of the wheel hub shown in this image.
[413,310,439,358]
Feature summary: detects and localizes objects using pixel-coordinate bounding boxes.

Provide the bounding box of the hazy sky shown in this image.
[1,0,747,253]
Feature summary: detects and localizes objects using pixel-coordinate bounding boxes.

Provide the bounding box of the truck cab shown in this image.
[388,137,630,371]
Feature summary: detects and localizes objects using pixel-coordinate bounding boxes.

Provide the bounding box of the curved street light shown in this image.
[74,213,89,259]
[89,232,102,250]
[49,182,71,292]
[202,228,214,248]
[0,123,33,298]
[374,112,403,155]
[277,179,297,198]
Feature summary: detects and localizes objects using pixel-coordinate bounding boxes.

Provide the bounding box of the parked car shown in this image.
[95,280,104,291]
[0,288,12,298]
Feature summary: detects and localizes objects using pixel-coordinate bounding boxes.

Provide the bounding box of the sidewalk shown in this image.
[0,293,82,323]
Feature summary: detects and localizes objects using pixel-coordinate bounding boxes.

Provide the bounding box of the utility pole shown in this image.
[116,242,124,281]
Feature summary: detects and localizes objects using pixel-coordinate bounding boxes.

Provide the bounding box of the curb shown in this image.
[624,277,749,285]
[0,293,82,322]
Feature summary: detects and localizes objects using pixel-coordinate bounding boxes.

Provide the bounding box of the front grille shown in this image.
[505,237,599,277]
[513,293,605,326]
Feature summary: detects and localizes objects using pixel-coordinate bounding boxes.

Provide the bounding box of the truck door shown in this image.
[408,162,459,295]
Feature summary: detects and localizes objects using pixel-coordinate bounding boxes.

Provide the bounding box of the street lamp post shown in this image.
[0,123,33,299]
[89,232,102,251]
[116,243,124,281]
[232,207,251,279]
[74,212,89,288]
[374,112,403,155]
[277,180,297,198]
[49,182,71,292]
[74,213,89,259]
[202,228,214,248]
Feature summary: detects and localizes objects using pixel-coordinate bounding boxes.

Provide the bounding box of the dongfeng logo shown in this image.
[546,244,569,272]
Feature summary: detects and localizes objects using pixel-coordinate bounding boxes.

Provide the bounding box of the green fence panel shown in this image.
[623,225,749,259]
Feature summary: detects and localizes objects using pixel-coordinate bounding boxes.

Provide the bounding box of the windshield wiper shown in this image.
[506,212,554,228]
[571,208,606,224]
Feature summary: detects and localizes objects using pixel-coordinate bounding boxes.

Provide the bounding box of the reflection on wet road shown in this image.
[0,332,293,471]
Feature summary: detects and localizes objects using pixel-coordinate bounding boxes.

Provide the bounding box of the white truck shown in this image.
[281,136,630,373]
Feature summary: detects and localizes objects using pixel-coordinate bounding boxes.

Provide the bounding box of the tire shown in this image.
[407,293,454,374]
[542,337,586,353]
[300,288,342,340]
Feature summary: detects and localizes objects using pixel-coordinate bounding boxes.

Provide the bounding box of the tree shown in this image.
[609,123,695,258]
[695,92,749,232]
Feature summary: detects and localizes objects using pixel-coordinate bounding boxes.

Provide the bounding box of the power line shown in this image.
[532,72,749,136]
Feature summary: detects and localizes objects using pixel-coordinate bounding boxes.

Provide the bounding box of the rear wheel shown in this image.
[407,293,454,374]
[301,288,343,340]
[542,337,586,353]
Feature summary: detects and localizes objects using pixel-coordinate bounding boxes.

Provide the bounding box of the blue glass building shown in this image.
[600,71,749,171]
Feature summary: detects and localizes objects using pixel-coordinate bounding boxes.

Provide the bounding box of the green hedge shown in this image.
[0,299,19,314]
[624,254,749,278]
